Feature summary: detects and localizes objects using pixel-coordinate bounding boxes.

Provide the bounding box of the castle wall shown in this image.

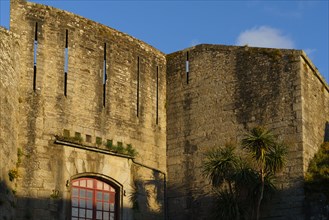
[166,45,305,220]
[9,0,166,219]
[2,1,328,219]
[300,55,329,172]
[0,27,20,220]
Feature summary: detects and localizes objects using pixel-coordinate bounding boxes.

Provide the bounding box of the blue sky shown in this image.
[1,0,328,81]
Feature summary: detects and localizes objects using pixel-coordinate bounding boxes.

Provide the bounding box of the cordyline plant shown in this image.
[203,127,287,220]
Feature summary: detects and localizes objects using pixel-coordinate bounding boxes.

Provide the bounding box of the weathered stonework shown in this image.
[166,45,309,219]
[0,27,20,220]
[0,0,328,220]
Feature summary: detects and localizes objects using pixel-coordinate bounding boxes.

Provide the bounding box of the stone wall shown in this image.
[166,44,305,220]
[300,54,329,172]
[8,0,166,219]
[0,27,19,220]
[2,1,329,219]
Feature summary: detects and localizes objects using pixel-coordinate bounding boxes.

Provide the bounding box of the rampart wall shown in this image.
[166,45,307,219]
[1,1,328,219]
[6,0,167,219]
[300,55,329,172]
[0,27,19,220]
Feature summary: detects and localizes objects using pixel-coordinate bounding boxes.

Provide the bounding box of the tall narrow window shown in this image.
[64,29,68,96]
[137,56,140,117]
[33,22,38,91]
[186,51,189,84]
[156,66,159,125]
[103,43,107,107]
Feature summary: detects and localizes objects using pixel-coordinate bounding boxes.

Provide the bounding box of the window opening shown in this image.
[63,129,70,138]
[71,178,117,220]
[75,132,81,139]
[86,135,92,143]
[156,66,159,125]
[96,137,102,146]
[137,56,140,117]
[103,43,107,107]
[186,51,189,84]
[33,22,38,91]
[64,29,68,96]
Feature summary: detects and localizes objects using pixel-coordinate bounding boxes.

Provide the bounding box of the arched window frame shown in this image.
[69,173,123,220]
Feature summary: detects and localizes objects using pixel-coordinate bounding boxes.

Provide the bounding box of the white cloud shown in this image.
[236,26,295,49]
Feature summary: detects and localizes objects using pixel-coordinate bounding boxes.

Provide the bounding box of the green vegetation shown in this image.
[8,148,24,182]
[96,137,102,146]
[203,127,287,220]
[8,169,18,182]
[50,189,60,199]
[57,134,138,157]
[56,135,83,144]
[105,141,137,157]
[263,49,283,62]
[305,142,329,197]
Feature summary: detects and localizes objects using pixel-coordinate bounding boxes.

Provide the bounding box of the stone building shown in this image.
[0,0,328,219]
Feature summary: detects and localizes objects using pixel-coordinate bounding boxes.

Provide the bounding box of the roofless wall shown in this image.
[0,27,20,220]
[166,44,329,219]
[7,0,167,219]
[1,0,328,219]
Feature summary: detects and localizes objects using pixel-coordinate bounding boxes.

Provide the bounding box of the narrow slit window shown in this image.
[186,51,189,84]
[64,29,68,96]
[137,56,140,117]
[156,66,159,125]
[33,22,38,91]
[103,43,107,107]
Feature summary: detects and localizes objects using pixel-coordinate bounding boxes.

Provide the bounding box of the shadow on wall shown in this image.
[167,183,215,220]
[131,170,165,220]
[167,177,310,220]
[0,179,164,220]
[0,177,321,220]
[0,179,69,220]
[324,122,329,142]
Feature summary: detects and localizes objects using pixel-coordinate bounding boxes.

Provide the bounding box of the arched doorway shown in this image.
[71,177,119,220]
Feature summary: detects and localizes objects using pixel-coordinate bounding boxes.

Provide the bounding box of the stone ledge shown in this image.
[54,139,133,159]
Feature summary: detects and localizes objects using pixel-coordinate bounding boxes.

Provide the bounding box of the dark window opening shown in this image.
[96,137,102,146]
[86,135,92,143]
[33,22,38,91]
[64,29,68,96]
[75,132,81,139]
[106,140,113,148]
[103,43,107,107]
[137,56,140,117]
[186,51,189,84]
[63,129,70,138]
[156,66,159,125]
[117,142,123,148]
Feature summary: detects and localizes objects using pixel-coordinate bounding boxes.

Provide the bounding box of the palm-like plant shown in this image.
[203,127,287,220]
[242,127,286,220]
[203,144,241,220]
[203,144,239,192]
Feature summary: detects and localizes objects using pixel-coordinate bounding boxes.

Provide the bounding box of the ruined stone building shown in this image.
[1,0,328,219]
